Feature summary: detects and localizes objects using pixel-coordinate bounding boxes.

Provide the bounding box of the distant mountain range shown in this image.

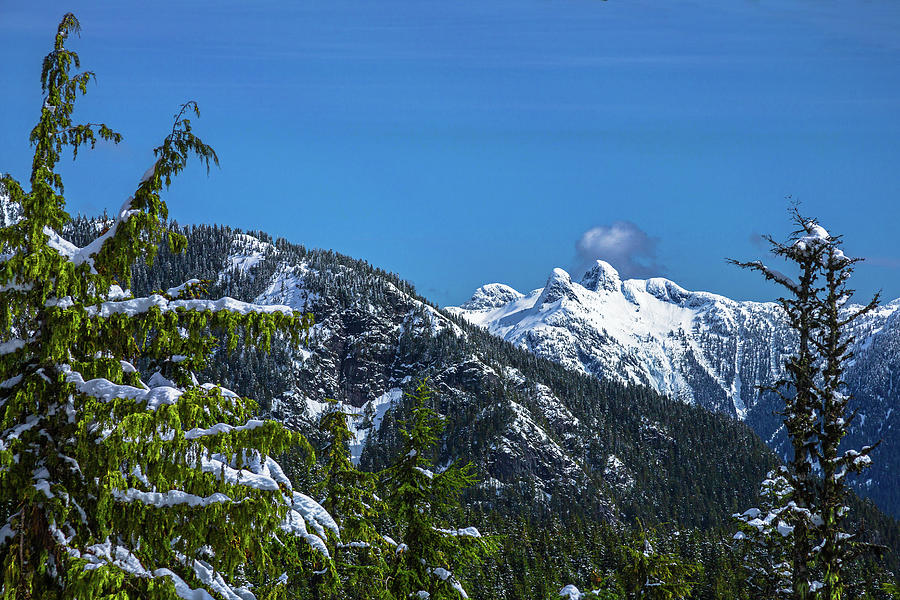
[447,260,900,516]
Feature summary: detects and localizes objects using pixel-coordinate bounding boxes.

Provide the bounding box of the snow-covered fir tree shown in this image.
[733,468,795,598]
[732,212,879,600]
[812,224,880,600]
[0,14,334,599]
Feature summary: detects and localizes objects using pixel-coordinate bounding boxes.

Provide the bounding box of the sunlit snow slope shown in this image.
[448,260,800,418]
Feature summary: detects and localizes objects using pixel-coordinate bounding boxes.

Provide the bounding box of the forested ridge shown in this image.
[59,214,900,597]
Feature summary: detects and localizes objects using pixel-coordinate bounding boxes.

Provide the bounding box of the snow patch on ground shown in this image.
[301,388,403,465]
[218,233,274,284]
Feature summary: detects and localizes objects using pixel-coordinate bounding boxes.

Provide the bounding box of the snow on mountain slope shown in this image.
[448,260,900,515]
[448,260,796,420]
[220,233,274,281]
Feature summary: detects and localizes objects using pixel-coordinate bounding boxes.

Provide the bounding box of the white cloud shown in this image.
[575,221,664,279]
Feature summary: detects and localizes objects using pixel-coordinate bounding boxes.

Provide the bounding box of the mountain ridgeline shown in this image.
[446,260,900,519]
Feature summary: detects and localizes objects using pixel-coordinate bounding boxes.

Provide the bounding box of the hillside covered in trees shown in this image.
[64,213,900,598]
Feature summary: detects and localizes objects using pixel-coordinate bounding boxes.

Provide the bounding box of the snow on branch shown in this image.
[0,338,30,356]
[433,526,482,538]
[183,419,266,440]
[291,491,340,540]
[165,279,202,299]
[280,491,339,558]
[62,365,183,410]
[74,535,251,600]
[113,488,233,509]
[84,293,295,318]
[42,192,140,272]
[200,454,280,492]
[63,368,242,415]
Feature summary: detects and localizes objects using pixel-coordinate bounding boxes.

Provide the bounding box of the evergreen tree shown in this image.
[733,469,794,598]
[812,224,880,600]
[381,381,494,600]
[0,14,330,599]
[732,216,824,600]
[314,402,389,600]
[615,522,701,600]
[732,211,880,600]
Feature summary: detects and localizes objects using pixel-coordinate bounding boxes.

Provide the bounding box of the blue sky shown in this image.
[2,1,899,306]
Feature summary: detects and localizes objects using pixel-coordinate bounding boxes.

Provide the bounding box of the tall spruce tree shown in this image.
[732,214,825,600]
[381,381,493,600]
[731,211,879,600]
[811,227,880,600]
[0,14,333,599]
[314,403,389,600]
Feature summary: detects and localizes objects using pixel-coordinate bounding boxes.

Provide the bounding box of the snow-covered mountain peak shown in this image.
[449,266,796,419]
[450,266,900,506]
[459,283,524,310]
[537,267,580,305]
[637,276,728,309]
[644,277,691,304]
[579,260,621,293]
